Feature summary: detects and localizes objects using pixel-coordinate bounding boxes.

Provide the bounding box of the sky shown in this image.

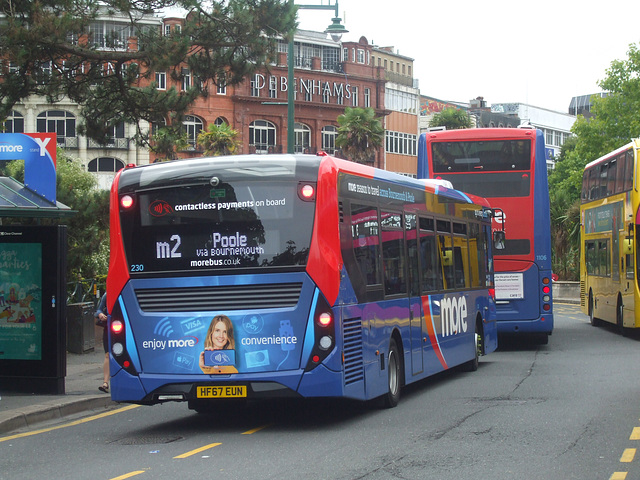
[295,0,640,112]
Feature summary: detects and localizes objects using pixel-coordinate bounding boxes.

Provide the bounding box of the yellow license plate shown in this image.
[197,386,247,398]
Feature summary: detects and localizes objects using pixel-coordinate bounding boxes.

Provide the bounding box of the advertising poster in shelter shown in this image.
[0,242,43,361]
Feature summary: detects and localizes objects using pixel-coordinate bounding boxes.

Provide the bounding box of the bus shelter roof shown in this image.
[0,176,76,218]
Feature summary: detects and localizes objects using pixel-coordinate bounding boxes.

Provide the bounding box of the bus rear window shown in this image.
[121,181,315,273]
[432,140,531,173]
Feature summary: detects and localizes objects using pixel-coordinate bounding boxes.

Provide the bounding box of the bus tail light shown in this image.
[109,301,138,376]
[488,288,495,300]
[120,195,134,209]
[541,277,552,312]
[304,293,336,371]
[298,182,316,201]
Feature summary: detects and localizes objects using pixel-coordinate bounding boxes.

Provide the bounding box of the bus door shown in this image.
[405,213,424,376]
[381,211,419,377]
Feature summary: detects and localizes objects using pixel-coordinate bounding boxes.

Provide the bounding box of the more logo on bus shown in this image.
[441,296,468,337]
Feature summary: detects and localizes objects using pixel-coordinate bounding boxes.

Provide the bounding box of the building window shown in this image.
[268,76,278,99]
[214,117,227,126]
[343,48,348,62]
[88,20,131,49]
[323,88,330,104]
[322,125,337,155]
[336,89,344,105]
[182,115,203,149]
[385,131,417,156]
[2,110,24,133]
[36,110,77,147]
[217,75,226,94]
[545,129,553,145]
[249,119,276,154]
[251,74,262,97]
[294,122,311,153]
[364,88,371,108]
[384,59,388,69]
[351,86,359,107]
[357,49,365,64]
[164,24,171,36]
[155,71,166,90]
[181,68,191,91]
[88,157,125,173]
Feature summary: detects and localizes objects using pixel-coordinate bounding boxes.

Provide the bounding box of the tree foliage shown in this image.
[4,150,110,279]
[0,0,296,144]
[335,107,384,164]
[547,42,640,279]
[428,108,472,130]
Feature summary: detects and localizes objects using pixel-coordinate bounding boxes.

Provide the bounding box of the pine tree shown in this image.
[0,0,296,145]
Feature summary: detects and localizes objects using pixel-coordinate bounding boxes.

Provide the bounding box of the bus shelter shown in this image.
[0,175,75,394]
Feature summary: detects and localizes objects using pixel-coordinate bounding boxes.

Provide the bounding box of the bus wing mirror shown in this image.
[493,230,506,250]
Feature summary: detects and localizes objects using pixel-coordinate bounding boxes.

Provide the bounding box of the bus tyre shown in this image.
[462,322,480,372]
[382,339,402,408]
[617,296,628,337]
[589,291,600,327]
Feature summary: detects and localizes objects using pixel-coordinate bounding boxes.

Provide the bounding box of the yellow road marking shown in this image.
[174,442,221,458]
[0,404,140,443]
[610,473,627,480]
[620,448,636,462]
[242,424,272,435]
[631,427,640,440]
[110,471,146,480]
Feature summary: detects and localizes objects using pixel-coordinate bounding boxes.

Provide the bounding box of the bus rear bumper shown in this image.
[109,366,345,405]
[496,316,553,335]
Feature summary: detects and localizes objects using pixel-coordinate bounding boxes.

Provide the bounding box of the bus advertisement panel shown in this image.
[107,154,498,410]
[580,139,639,333]
[417,128,553,342]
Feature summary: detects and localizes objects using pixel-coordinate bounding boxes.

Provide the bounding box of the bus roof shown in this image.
[117,153,492,209]
[422,127,538,141]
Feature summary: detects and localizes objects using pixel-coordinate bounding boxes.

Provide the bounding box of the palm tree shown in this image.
[335,107,384,164]
[197,122,241,156]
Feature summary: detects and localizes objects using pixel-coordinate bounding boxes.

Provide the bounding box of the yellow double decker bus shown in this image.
[580,139,638,333]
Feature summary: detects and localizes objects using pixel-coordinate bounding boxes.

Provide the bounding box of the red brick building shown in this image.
[159,27,387,168]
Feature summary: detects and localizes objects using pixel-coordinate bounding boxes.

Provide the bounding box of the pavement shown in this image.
[0,347,117,435]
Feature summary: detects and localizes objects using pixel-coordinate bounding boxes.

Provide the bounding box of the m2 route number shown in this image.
[197,385,247,398]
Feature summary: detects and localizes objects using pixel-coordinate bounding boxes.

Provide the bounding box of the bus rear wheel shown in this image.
[382,339,401,408]
[617,296,628,337]
[462,320,480,372]
[589,291,600,326]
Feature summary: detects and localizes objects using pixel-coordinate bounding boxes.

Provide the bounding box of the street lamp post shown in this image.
[287,0,348,154]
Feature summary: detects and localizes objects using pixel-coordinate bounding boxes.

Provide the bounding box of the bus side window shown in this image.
[469,222,485,288]
[351,204,381,286]
[381,211,406,296]
[615,153,627,194]
[405,214,420,297]
[419,217,441,292]
[452,222,469,288]
[606,159,617,196]
[624,150,634,191]
[437,219,454,290]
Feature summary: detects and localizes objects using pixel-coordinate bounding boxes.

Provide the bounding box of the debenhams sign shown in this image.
[252,73,353,100]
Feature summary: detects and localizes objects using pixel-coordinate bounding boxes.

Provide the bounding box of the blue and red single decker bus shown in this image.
[107,153,499,410]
